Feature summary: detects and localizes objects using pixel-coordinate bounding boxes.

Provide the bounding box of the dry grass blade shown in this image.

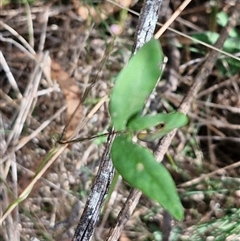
[0,20,35,55]
[1,52,50,240]
[0,51,22,99]
[0,95,108,225]
[197,75,240,98]
[1,2,115,240]
[154,0,192,38]
[107,0,240,61]
[179,160,240,188]
[6,53,48,147]
[0,146,64,226]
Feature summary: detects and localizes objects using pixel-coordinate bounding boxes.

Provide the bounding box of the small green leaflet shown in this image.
[109,39,163,131]
[127,112,188,142]
[111,135,184,221]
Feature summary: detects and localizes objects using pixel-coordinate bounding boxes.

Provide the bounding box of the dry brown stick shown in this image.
[133,0,163,52]
[106,7,240,241]
[179,159,240,188]
[72,132,115,241]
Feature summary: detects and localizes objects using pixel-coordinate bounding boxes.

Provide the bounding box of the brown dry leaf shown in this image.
[51,60,82,139]
[72,0,133,23]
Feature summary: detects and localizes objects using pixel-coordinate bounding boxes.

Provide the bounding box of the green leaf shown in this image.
[217,56,240,77]
[127,112,188,142]
[111,135,184,221]
[192,31,240,53]
[217,11,228,27]
[109,39,163,130]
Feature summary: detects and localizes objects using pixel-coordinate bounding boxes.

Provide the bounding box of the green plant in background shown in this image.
[109,39,188,221]
[192,11,240,77]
